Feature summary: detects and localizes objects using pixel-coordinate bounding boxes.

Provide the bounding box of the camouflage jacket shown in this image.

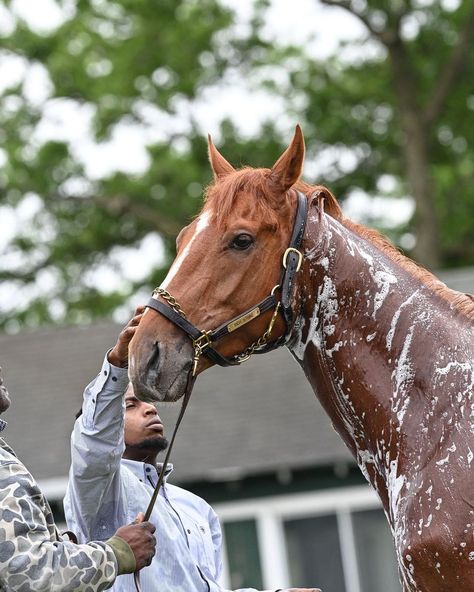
[0,431,118,592]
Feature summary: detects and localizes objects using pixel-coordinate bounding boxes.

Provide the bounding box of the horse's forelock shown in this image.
[204,168,283,230]
[202,170,347,234]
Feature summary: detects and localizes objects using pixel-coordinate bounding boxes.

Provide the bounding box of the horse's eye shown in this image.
[230,233,254,250]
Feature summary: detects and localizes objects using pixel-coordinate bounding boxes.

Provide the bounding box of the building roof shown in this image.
[1,267,473,486]
[0,323,350,485]
[437,266,474,292]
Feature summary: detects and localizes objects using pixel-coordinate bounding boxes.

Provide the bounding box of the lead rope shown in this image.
[132,304,280,591]
[133,370,196,592]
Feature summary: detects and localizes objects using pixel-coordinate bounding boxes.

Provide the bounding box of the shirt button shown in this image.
[112,376,117,382]
[146,467,151,472]
[187,529,191,534]
[104,370,107,375]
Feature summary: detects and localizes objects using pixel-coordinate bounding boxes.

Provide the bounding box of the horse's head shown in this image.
[129,125,307,402]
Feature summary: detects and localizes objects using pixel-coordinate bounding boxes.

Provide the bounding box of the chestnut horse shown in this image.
[129,126,474,592]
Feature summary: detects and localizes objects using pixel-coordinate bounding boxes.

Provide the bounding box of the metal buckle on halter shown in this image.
[282,247,303,272]
[192,331,212,376]
[193,331,212,354]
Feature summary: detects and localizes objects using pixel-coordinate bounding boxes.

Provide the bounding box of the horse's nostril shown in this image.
[147,341,160,371]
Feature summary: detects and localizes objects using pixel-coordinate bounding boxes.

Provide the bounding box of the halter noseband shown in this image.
[145,191,308,375]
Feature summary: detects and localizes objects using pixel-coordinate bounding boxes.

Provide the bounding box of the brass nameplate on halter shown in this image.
[227,308,260,332]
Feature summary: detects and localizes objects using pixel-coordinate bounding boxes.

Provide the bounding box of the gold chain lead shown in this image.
[234,301,281,364]
[153,288,187,318]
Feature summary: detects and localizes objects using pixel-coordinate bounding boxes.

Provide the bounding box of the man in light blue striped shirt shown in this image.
[64,307,321,592]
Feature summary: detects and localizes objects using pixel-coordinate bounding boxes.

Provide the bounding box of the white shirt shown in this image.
[64,355,273,592]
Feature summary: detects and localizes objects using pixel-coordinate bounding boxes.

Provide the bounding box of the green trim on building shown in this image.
[180,462,365,503]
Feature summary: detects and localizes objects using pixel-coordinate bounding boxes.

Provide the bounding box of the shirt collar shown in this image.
[122,458,174,484]
[0,419,7,433]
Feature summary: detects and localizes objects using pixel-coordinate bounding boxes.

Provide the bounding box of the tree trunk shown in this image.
[388,39,441,270]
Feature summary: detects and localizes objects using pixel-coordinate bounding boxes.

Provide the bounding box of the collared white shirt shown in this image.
[64,355,271,592]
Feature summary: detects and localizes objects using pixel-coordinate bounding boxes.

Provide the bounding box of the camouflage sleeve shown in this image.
[0,457,118,592]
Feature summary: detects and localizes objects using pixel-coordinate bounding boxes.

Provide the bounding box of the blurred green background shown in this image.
[1,0,473,331]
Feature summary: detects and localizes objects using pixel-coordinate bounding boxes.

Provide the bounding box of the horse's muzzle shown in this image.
[129,334,193,403]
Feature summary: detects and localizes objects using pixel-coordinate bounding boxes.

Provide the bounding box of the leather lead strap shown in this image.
[133,371,196,592]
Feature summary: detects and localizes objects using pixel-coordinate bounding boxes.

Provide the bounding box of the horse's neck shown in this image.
[289,215,471,495]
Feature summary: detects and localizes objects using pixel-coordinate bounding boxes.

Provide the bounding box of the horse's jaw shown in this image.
[129,332,194,403]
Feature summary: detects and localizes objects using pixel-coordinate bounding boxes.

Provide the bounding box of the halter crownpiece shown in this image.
[145,190,308,375]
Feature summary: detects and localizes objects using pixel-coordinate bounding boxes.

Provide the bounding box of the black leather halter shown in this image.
[145,191,308,373]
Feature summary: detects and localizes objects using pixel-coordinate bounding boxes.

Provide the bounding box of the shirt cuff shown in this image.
[93,352,130,393]
[81,353,130,429]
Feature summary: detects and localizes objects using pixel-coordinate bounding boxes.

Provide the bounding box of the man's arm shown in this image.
[64,307,144,542]
[0,457,156,591]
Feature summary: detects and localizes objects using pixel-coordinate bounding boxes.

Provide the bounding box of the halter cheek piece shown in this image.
[145,191,308,375]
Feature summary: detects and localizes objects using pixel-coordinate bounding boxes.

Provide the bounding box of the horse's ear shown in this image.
[208,134,235,180]
[267,124,305,196]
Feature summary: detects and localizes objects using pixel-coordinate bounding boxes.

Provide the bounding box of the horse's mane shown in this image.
[205,170,474,321]
[298,181,474,322]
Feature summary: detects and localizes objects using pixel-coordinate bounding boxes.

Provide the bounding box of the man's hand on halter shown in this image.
[108,305,145,368]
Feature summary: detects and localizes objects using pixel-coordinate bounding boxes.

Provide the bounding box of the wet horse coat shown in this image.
[293,205,474,591]
[129,126,474,592]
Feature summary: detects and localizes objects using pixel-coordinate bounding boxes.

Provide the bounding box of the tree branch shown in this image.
[96,195,183,239]
[320,0,381,38]
[61,193,184,239]
[424,6,474,126]
[320,0,406,45]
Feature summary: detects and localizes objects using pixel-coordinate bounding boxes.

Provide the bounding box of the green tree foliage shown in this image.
[314,0,474,270]
[0,0,473,330]
[0,0,257,329]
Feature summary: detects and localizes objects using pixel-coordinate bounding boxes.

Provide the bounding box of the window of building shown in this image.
[224,519,264,589]
[216,486,401,592]
[285,514,346,592]
[352,508,400,592]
